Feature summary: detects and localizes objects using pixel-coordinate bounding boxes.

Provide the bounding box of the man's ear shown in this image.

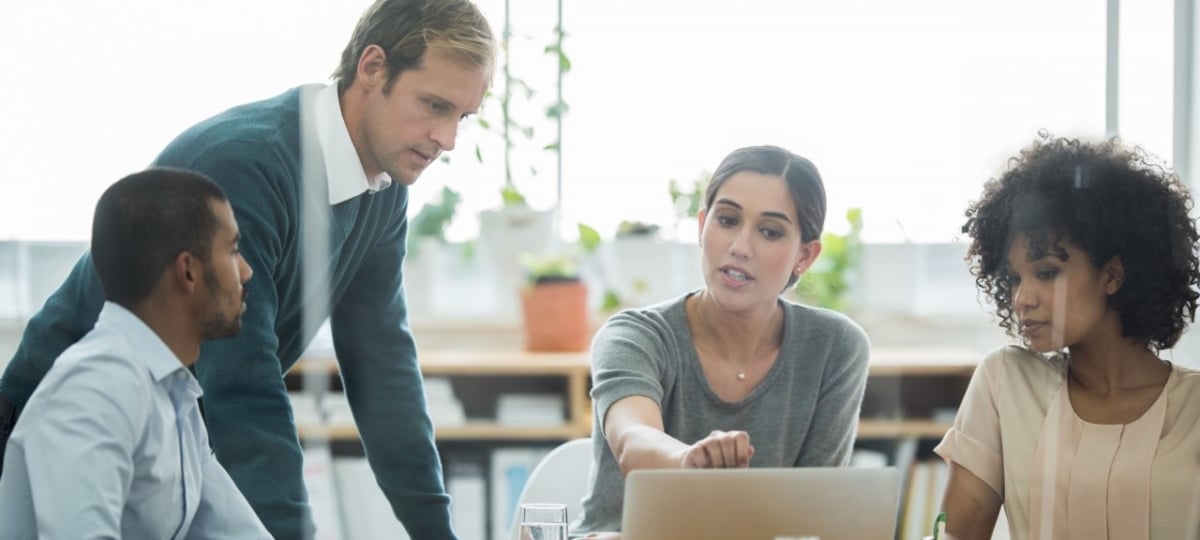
[1102,255,1125,295]
[174,252,200,295]
[356,44,389,91]
[793,240,823,276]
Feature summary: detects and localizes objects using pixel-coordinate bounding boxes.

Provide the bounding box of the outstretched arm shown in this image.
[604,395,753,475]
[331,206,455,539]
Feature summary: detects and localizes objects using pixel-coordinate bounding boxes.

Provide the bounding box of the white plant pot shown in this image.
[401,237,441,317]
[600,238,703,307]
[478,206,556,315]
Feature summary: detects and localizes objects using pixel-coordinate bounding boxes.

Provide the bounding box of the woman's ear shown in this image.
[696,208,707,245]
[1102,255,1125,295]
[793,240,823,275]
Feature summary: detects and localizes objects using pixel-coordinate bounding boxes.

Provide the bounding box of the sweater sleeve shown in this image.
[794,318,870,467]
[589,311,670,437]
[329,204,454,540]
[1,254,105,409]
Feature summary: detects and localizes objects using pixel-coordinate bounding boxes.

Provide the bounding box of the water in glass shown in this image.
[518,521,568,540]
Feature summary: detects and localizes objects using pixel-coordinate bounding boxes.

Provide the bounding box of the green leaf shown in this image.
[545,101,570,118]
[601,290,622,312]
[520,253,580,283]
[500,184,527,206]
[578,223,601,254]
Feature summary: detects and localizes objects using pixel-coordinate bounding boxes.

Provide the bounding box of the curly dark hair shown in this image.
[962,134,1200,350]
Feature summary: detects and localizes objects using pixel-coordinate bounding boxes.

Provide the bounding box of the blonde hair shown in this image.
[333,0,496,94]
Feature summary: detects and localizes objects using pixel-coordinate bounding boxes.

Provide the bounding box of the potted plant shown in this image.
[519,222,625,351]
[519,251,589,352]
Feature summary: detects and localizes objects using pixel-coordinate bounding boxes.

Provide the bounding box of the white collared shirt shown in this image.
[314,84,391,204]
[0,302,270,539]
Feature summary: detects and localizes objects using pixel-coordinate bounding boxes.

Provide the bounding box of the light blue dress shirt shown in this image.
[0,302,270,539]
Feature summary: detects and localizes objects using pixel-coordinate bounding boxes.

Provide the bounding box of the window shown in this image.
[0,0,1177,245]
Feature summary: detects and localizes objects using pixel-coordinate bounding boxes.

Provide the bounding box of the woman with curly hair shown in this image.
[934,135,1200,539]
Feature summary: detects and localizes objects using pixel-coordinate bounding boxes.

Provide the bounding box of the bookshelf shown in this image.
[291,346,976,444]
[292,350,593,442]
[291,346,979,540]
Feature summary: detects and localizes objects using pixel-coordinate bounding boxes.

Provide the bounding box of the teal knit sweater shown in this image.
[0,87,453,539]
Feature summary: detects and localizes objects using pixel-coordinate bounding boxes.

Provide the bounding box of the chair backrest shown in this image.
[509,438,592,540]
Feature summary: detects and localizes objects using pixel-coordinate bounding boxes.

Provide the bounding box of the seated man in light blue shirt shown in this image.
[0,168,270,538]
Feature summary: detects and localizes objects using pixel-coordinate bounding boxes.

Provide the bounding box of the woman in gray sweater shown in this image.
[572,145,871,534]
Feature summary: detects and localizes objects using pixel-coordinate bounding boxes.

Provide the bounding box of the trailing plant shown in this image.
[408,186,461,256]
[794,208,863,312]
[476,0,570,207]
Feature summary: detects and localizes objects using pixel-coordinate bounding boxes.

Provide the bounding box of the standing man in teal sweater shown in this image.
[0,1,494,538]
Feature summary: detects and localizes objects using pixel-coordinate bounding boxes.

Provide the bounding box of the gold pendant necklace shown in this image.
[698,297,749,381]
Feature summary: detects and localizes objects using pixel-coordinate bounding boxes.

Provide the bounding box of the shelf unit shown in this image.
[292,350,593,443]
[291,346,979,540]
[290,346,978,443]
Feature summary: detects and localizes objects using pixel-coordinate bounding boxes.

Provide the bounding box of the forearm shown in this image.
[941,463,1002,540]
[610,425,689,476]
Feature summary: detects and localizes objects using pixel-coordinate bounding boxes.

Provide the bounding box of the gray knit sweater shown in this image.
[572,292,871,534]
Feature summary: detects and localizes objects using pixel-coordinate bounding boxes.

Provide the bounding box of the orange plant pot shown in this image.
[520,280,590,352]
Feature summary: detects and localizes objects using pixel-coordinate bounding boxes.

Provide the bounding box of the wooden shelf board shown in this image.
[868,347,979,376]
[295,350,591,376]
[301,419,947,442]
[856,419,952,439]
[298,422,589,442]
[297,347,978,377]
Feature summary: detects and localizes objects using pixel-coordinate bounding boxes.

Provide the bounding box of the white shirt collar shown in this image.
[98,302,198,398]
[314,84,391,205]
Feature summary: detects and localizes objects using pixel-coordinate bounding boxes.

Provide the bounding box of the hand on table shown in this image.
[679,430,754,468]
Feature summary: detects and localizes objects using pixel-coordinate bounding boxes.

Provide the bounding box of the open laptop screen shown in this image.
[621,467,901,540]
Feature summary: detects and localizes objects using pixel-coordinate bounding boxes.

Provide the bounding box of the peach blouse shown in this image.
[934,346,1200,539]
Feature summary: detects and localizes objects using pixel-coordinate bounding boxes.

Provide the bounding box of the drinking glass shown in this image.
[518,503,568,540]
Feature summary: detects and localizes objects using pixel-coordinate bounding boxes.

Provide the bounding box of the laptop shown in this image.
[621,467,902,540]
